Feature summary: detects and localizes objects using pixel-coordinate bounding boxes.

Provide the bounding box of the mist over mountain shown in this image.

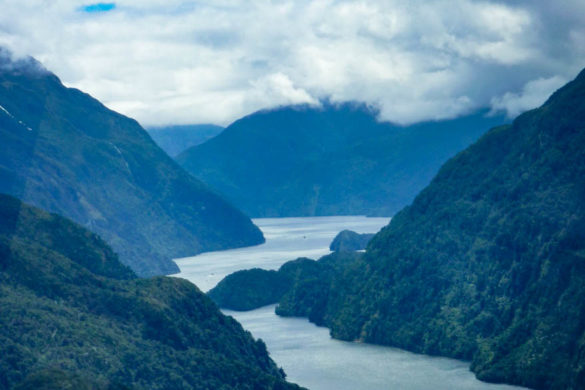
[177,103,507,217]
[0,50,263,276]
[318,70,585,389]
[146,124,224,157]
[0,194,300,390]
[3,1,584,388]
[209,69,585,389]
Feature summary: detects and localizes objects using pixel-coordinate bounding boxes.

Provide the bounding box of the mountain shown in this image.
[0,194,301,390]
[177,103,506,217]
[329,230,374,252]
[208,69,585,389]
[146,124,223,157]
[0,50,263,276]
[208,253,362,316]
[208,268,293,311]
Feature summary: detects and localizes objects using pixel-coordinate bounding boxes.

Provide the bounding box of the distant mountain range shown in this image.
[209,69,585,389]
[146,124,224,157]
[177,103,507,217]
[0,194,301,390]
[0,50,263,276]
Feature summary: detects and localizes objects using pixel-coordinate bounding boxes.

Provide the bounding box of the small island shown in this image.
[208,252,363,322]
[329,230,375,252]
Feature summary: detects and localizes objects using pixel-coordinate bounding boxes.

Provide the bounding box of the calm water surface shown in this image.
[176,216,389,292]
[175,216,527,390]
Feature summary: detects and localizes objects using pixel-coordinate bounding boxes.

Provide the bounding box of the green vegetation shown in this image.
[210,69,585,389]
[177,103,506,217]
[147,125,224,157]
[329,230,374,252]
[209,252,362,327]
[0,51,263,276]
[208,268,293,311]
[275,253,362,326]
[0,194,301,390]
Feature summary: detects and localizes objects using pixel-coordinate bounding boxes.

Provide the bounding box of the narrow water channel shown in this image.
[175,216,527,390]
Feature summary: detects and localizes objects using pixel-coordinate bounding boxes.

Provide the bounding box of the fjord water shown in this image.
[176,216,389,292]
[175,217,526,390]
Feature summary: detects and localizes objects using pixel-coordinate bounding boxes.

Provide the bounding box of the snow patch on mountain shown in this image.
[0,103,33,131]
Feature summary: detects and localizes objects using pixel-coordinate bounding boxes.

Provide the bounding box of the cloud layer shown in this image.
[1,0,584,126]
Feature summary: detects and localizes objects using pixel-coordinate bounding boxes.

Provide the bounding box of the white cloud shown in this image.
[0,0,584,126]
[490,76,568,118]
[250,73,319,107]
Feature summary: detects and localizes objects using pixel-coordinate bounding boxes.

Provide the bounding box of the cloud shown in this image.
[490,76,568,118]
[250,73,319,107]
[0,1,584,126]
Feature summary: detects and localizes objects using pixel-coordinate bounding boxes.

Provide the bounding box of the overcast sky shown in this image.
[1,0,584,126]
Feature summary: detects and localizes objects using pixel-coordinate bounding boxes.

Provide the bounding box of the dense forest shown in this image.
[2,2,584,389]
[210,69,585,390]
[0,194,301,390]
[209,252,363,320]
[178,103,506,217]
[329,230,374,252]
[0,51,263,276]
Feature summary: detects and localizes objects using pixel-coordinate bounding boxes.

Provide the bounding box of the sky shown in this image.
[1,0,584,127]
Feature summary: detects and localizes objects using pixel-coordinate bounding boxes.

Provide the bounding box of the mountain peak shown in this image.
[0,53,264,276]
[542,66,585,108]
[292,68,585,389]
[178,103,507,217]
[0,48,49,78]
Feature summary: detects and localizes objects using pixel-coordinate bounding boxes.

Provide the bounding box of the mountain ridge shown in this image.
[0,49,264,276]
[310,68,585,389]
[206,68,585,389]
[146,124,224,157]
[0,193,301,390]
[177,102,507,217]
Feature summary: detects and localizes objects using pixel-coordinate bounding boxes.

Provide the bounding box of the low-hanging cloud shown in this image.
[0,0,584,126]
[490,76,568,119]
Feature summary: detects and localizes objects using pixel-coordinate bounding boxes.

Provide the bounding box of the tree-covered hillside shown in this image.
[178,103,506,217]
[0,194,301,390]
[0,50,263,276]
[329,230,374,252]
[310,69,585,389]
[208,252,363,320]
[207,69,585,389]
